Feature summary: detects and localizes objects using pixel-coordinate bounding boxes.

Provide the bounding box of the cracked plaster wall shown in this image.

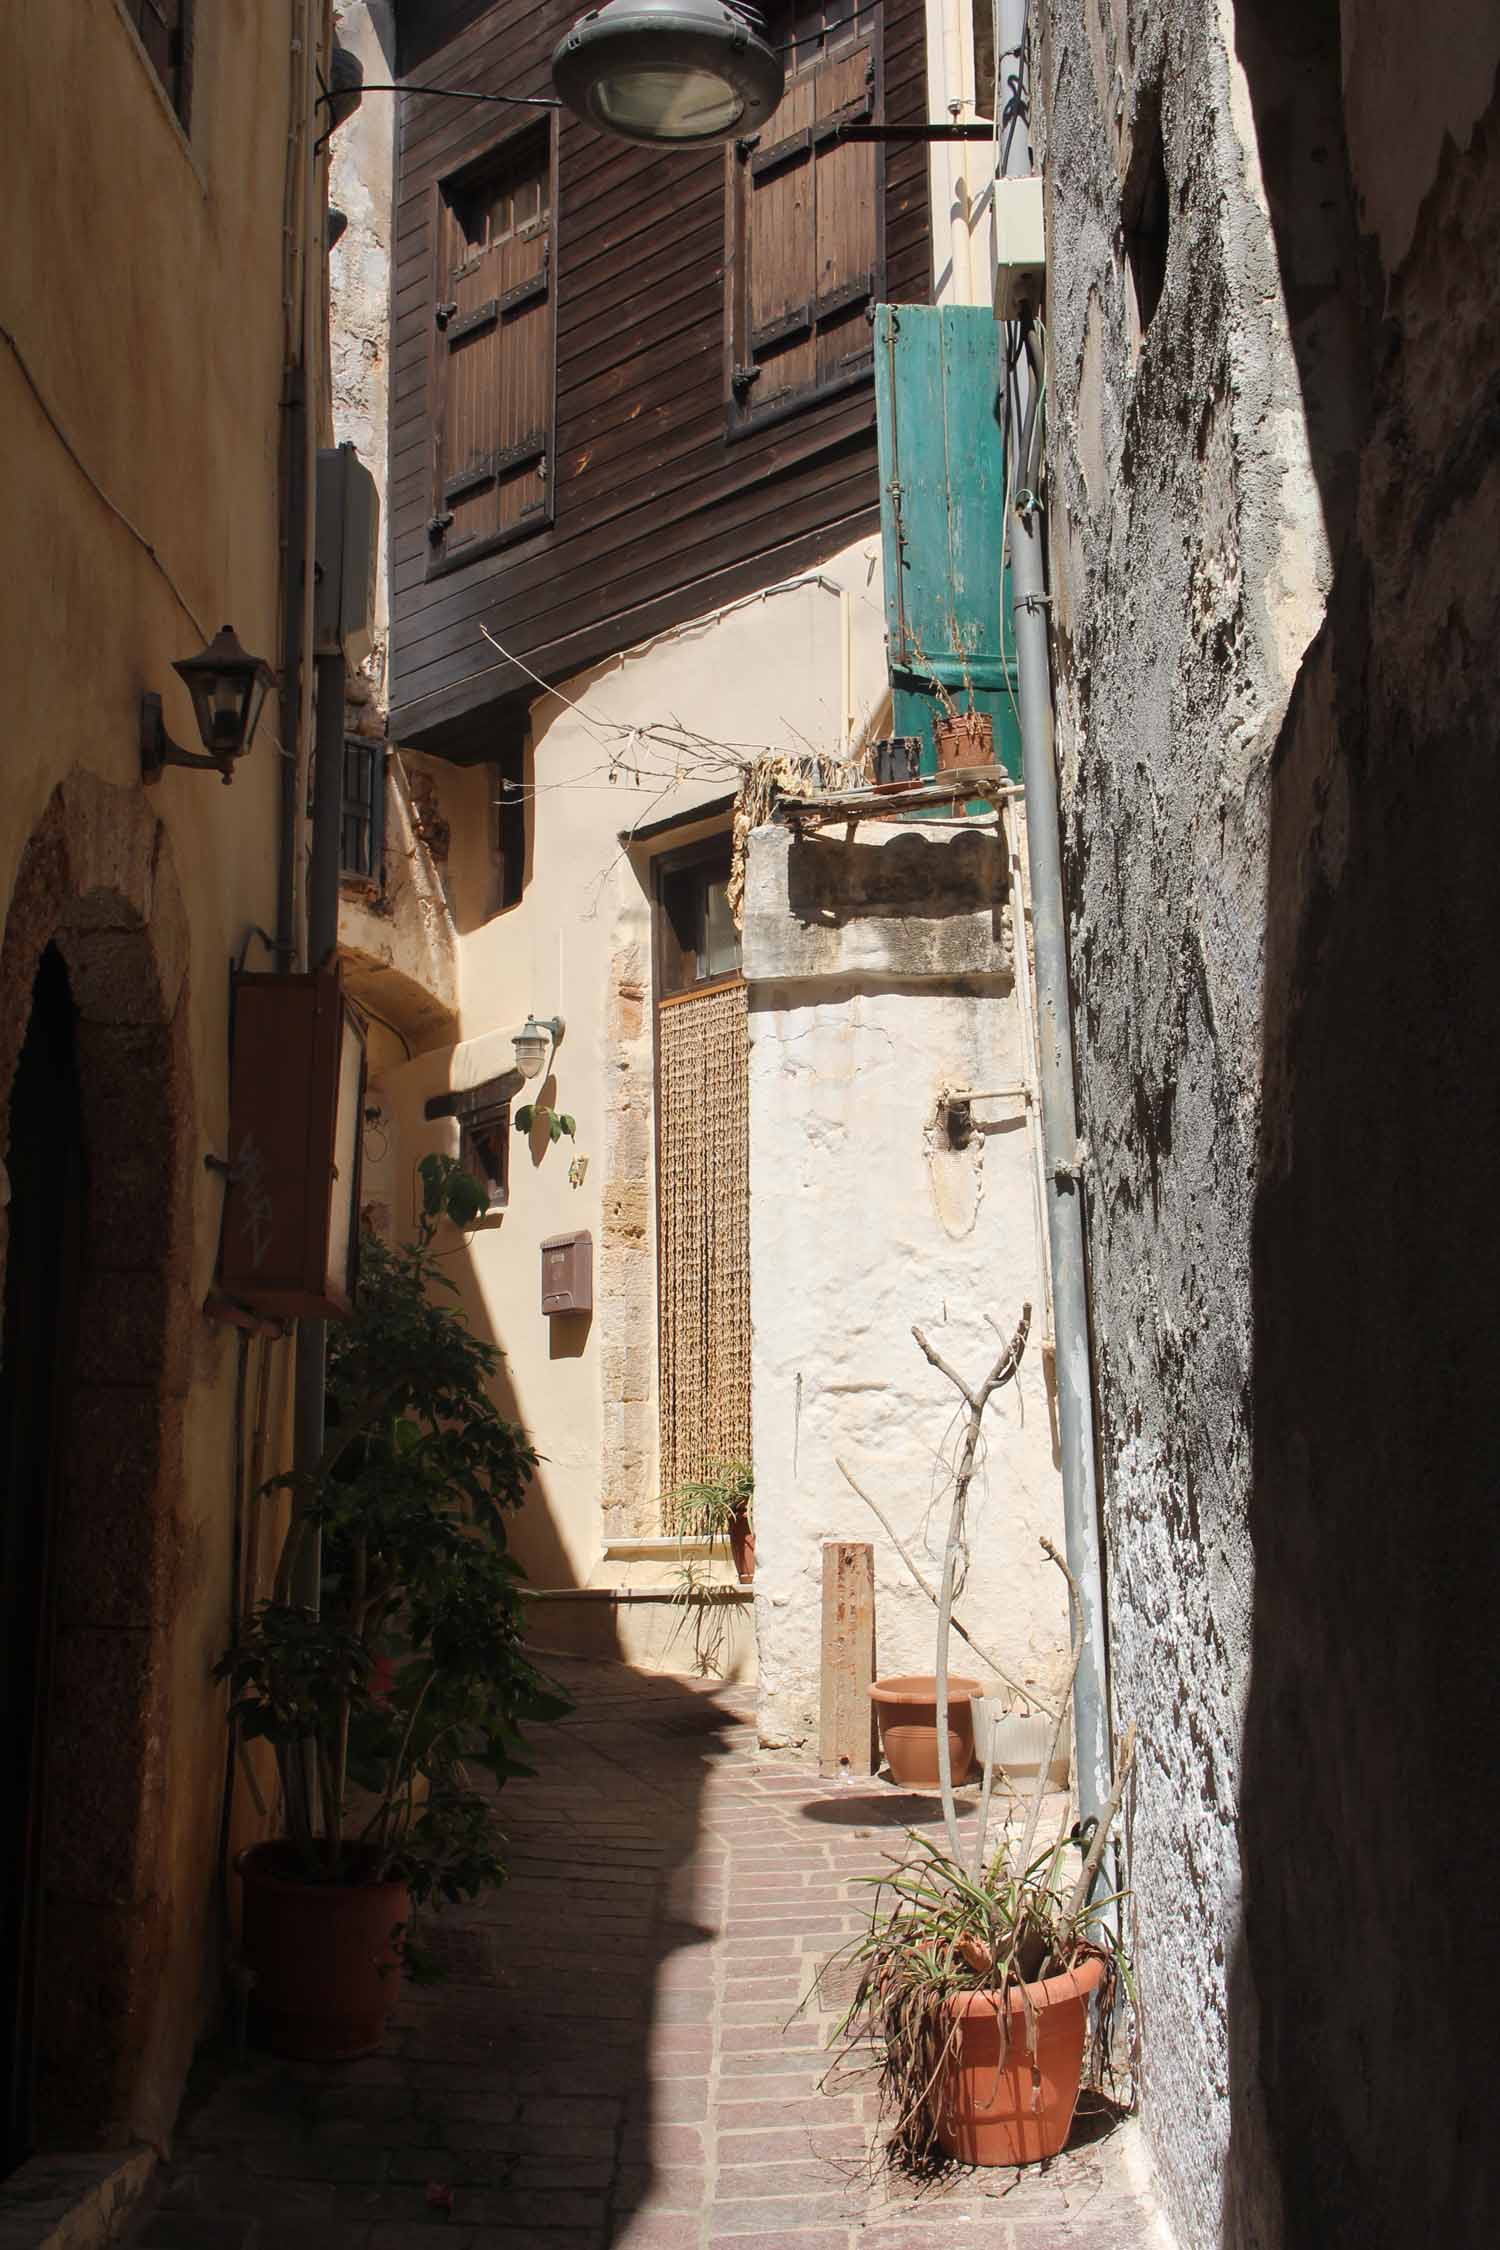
[745,820,1069,1749]
[1037,1,1500,2242]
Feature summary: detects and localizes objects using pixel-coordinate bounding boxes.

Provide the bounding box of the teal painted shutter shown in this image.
[874,304,1020,780]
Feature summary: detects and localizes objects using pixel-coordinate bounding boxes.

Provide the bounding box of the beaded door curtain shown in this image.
[656,980,751,1499]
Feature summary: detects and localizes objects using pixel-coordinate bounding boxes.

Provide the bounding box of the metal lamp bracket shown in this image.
[141,693,235,786]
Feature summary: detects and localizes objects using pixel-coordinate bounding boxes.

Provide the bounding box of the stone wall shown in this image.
[1037,1,1500,2242]
[745,818,1069,1750]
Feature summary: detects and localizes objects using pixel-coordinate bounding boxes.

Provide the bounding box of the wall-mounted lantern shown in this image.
[552,0,784,147]
[219,964,368,1318]
[141,625,278,786]
[512,1012,565,1081]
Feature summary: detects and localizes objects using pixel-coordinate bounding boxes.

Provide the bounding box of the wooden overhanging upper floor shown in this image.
[389,0,933,762]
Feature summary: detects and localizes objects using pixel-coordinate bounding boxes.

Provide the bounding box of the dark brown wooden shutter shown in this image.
[430,128,555,570]
[729,35,877,427]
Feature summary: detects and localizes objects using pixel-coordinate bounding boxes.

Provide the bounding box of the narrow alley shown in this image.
[132,1661,1163,2250]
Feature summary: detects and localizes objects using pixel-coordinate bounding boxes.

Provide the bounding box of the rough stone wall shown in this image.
[1038,1,1500,2243]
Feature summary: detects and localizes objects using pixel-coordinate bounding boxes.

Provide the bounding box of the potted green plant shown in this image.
[829,1307,1134,2169]
[662,1457,754,1583]
[217,1155,569,2060]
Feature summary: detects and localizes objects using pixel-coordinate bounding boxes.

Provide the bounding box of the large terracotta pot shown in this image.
[868,1675,983,1786]
[238,1842,408,2060]
[936,1953,1107,2166]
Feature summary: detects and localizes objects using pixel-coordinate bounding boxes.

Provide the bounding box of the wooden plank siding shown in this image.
[389,0,931,761]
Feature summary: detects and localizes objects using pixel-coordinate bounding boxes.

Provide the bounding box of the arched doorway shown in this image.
[0,773,194,2162]
[0,947,85,2171]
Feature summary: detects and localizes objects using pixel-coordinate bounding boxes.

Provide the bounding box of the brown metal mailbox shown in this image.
[220,965,367,1319]
[541,1230,592,1316]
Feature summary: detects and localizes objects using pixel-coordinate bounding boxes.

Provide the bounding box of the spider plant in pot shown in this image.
[217,1155,570,2060]
[836,1726,1134,2169]
[829,1306,1136,2169]
[662,1457,754,1583]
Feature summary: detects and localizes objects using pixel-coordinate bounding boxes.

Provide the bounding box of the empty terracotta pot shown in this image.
[936,1952,1107,2165]
[238,1842,408,2060]
[868,1675,982,1786]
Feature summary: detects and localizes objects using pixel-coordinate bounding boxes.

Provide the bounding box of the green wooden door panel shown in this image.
[874,303,1020,783]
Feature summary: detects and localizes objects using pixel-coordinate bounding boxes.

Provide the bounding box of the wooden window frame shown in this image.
[654,838,742,1002]
[424,1072,523,1213]
[722,15,886,441]
[425,118,560,582]
[339,737,387,886]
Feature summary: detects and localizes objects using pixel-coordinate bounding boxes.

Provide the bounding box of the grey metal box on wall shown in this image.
[314,442,380,667]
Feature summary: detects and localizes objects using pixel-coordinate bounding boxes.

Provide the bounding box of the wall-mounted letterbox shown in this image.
[541,1231,592,1316]
[220,964,367,1319]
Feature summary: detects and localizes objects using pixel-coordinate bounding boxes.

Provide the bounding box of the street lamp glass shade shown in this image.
[172,625,277,763]
[512,1019,553,1081]
[553,0,785,147]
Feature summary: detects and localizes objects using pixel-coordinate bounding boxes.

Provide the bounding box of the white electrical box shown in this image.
[314,443,380,667]
[993,176,1046,319]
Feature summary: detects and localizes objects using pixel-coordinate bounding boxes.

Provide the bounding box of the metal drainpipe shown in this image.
[998,0,1112,1836]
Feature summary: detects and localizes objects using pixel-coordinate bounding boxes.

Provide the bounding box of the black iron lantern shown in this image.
[141,624,278,785]
[552,0,784,147]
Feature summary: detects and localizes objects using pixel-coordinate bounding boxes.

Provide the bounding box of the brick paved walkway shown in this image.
[133,1660,1166,2250]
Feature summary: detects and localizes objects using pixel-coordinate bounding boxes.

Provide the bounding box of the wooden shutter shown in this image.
[873,304,1022,778]
[728,35,878,428]
[430,128,555,572]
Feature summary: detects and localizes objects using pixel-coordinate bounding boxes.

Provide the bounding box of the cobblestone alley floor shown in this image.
[133,1659,1167,2250]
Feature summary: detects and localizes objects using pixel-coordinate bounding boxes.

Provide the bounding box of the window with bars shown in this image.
[126,0,193,123]
[340,739,387,883]
[725,0,880,433]
[428,125,555,573]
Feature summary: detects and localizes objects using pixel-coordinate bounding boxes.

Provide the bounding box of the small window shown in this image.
[657,844,742,998]
[424,1075,519,1212]
[491,742,527,910]
[340,739,387,883]
[429,126,555,573]
[128,0,193,124]
[726,6,881,433]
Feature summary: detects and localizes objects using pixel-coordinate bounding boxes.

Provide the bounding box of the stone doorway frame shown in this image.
[0,771,194,2151]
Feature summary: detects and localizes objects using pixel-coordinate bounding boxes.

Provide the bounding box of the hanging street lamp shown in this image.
[552,0,784,146]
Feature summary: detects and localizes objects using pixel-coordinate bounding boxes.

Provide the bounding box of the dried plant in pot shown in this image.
[217,1156,570,2059]
[829,1304,1136,2169]
[835,1766,1133,2168]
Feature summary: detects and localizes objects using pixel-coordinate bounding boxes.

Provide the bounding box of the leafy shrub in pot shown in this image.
[218,1155,569,2056]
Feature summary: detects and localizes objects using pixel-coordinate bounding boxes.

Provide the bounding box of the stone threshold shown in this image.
[0,2148,155,2250]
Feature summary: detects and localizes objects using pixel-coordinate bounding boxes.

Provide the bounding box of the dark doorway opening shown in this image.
[1,945,86,2176]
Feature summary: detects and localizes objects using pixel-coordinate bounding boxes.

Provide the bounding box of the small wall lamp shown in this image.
[512,1013,565,1081]
[141,624,278,786]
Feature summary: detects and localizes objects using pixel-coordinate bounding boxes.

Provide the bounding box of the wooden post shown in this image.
[819,1541,876,1778]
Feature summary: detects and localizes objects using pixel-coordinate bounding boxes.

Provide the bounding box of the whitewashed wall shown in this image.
[744,819,1069,1747]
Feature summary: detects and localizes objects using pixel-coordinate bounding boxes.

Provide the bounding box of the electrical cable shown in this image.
[2,320,209,641]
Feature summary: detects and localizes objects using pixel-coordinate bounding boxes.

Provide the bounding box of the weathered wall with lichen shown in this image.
[1037,1,1500,2242]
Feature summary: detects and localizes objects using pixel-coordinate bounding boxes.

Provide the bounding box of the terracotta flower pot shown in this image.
[237,1842,408,2060]
[728,1503,756,1585]
[936,1952,1107,2166]
[868,1675,983,1786]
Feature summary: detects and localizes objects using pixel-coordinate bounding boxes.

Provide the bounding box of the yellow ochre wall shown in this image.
[0,0,328,2151]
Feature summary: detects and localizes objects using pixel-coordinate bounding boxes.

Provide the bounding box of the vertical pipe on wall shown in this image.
[998,0,1112,1834]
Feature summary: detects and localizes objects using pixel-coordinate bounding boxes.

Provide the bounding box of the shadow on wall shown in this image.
[431,1216,583,1594]
[1227,8,1499,2245]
